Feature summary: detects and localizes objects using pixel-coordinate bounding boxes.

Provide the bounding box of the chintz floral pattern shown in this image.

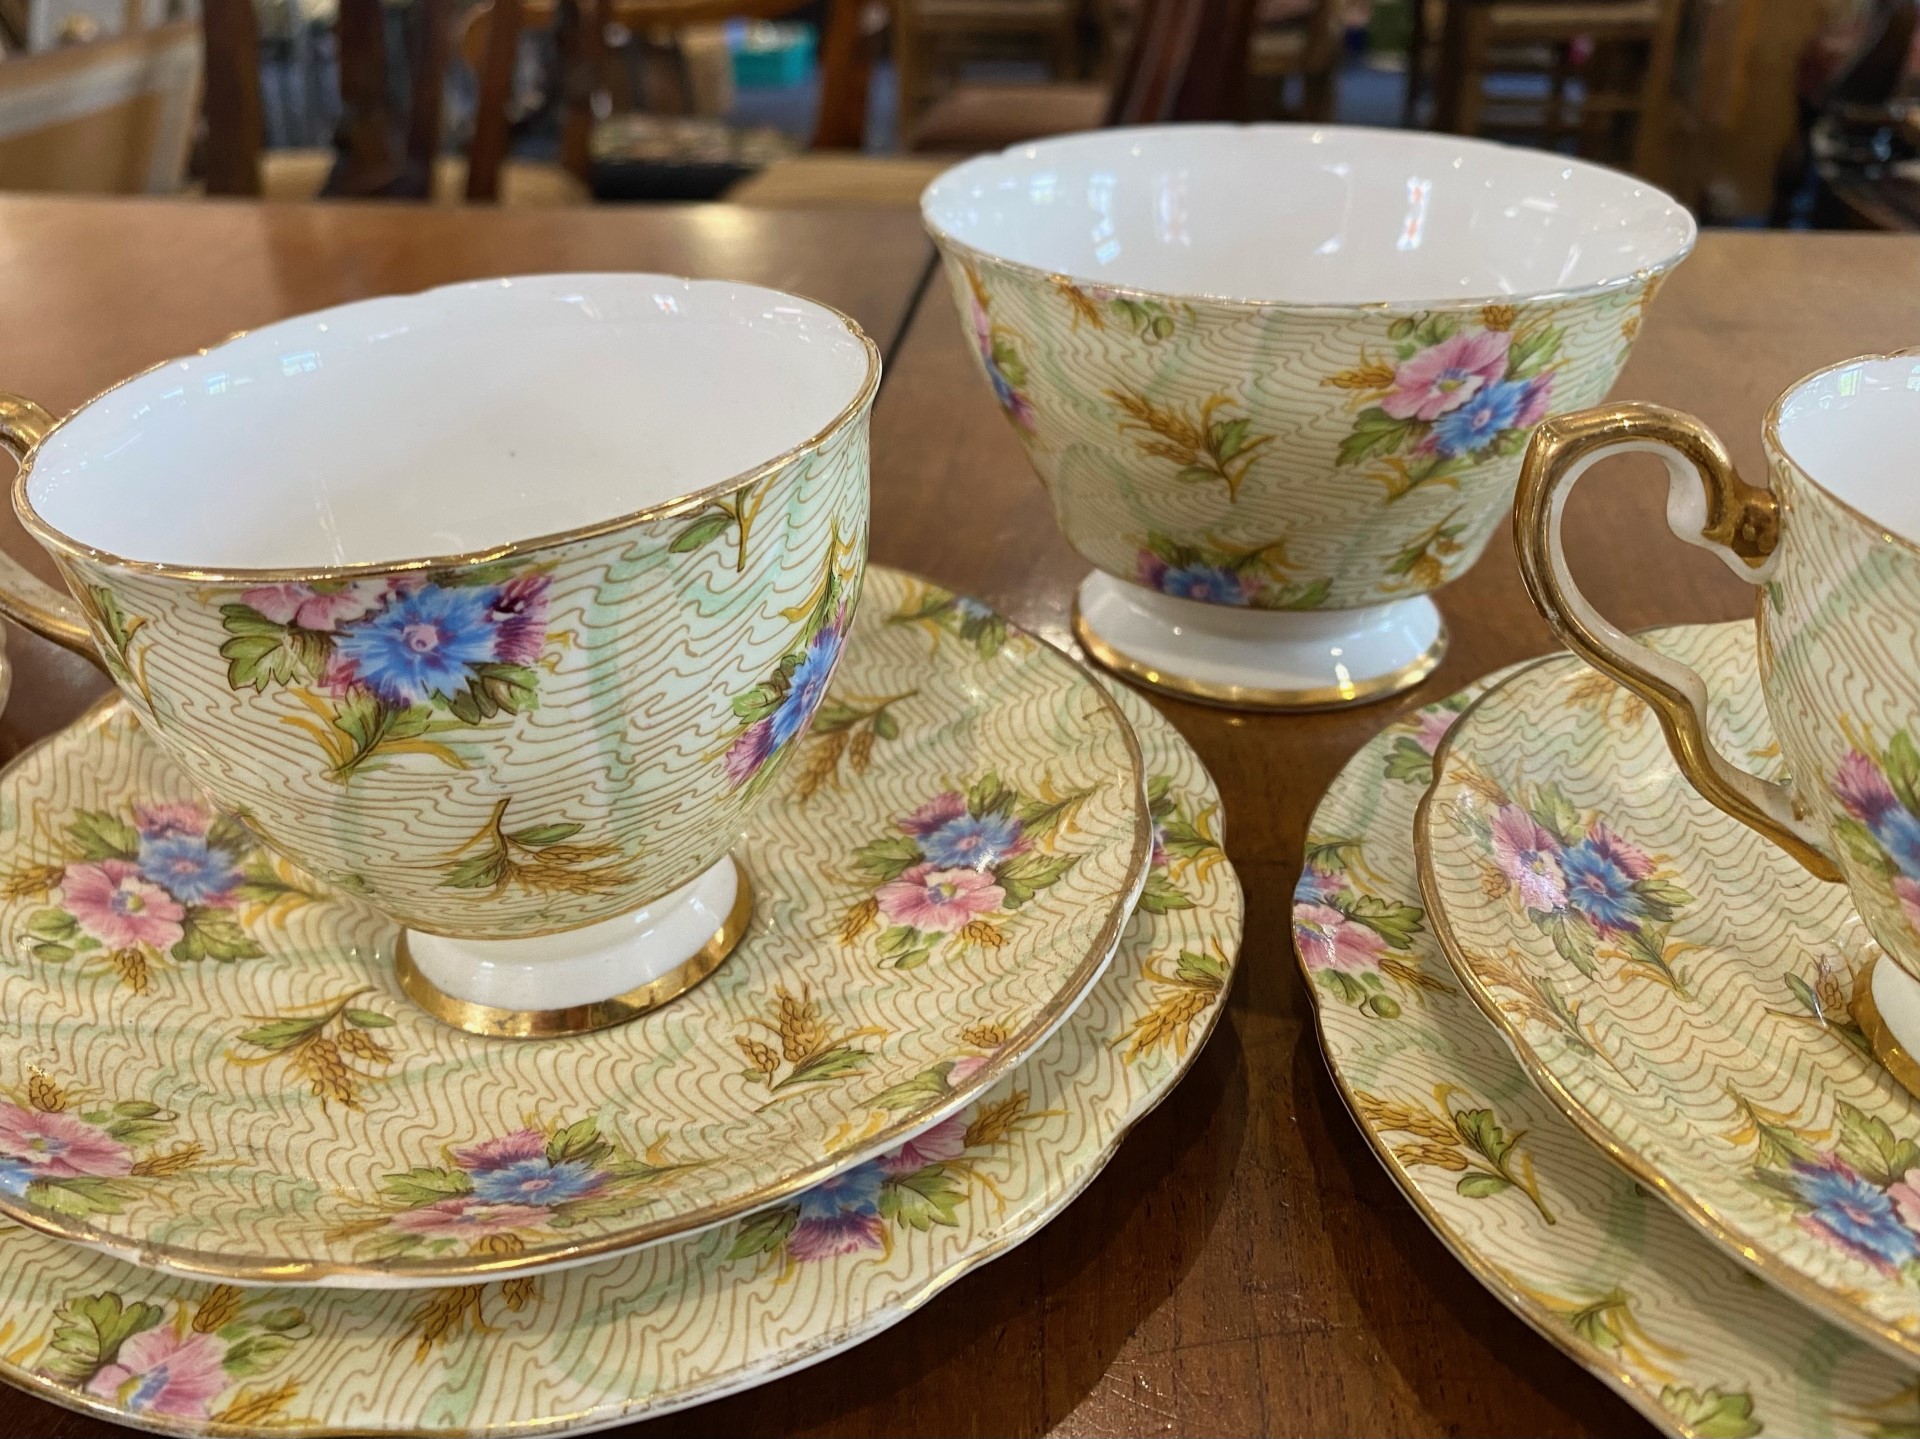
[330,1116,684,1264]
[0,1073,200,1216]
[1304,662,1918,1438]
[1830,732,1920,939]
[53,399,871,939]
[219,568,555,783]
[838,775,1096,970]
[0,568,1150,1288]
[4,797,321,995]
[1738,1093,1920,1278]
[0,659,1242,1435]
[936,248,1659,612]
[38,1286,308,1424]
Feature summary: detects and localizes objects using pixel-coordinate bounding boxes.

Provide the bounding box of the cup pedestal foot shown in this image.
[1852,953,1920,1098]
[1071,571,1446,711]
[396,855,752,1039]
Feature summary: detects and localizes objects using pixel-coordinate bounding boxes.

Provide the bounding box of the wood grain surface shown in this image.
[0,204,1915,1436]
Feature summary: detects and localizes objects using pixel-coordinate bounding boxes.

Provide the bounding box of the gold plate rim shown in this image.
[1071,600,1446,712]
[0,565,1155,1287]
[1416,635,1920,1368]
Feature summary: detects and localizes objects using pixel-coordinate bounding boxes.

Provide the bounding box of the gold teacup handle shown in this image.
[0,393,105,660]
[1513,402,1843,883]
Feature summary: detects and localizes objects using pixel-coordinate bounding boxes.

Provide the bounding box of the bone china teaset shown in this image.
[0,126,1897,1436]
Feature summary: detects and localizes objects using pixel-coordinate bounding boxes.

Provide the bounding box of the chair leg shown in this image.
[1450,6,1488,137]
[1400,0,1427,126]
[1632,0,1684,178]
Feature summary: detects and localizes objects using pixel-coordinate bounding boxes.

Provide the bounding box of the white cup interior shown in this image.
[922,124,1696,306]
[1774,353,1920,542]
[26,274,875,570]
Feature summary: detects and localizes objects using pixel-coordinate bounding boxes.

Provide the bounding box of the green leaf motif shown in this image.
[26,908,79,943]
[880,1165,966,1231]
[1135,870,1196,916]
[784,1047,871,1086]
[852,835,922,884]
[42,1291,164,1383]
[1453,1106,1518,1168]
[1336,408,1419,468]
[996,851,1076,909]
[967,774,1017,820]
[223,1330,299,1378]
[1532,785,1581,847]
[1836,1102,1920,1189]
[29,1175,135,1217]
[379,1166,472,1206]
[1545,912,1599,979]
[344,1008,394,1029]
[546,1117,610,1168]
[507,822,584,848]
[1341,894,1423,951]
[727,1204,798,1260]
[669,511,733,554]
[869,1063,954,1111]
[68,811,139,863]
[172,908,264,964]
[1381,738,1435,784]
[1455,1172,1513,1199]
[1659,1386,1761,1439]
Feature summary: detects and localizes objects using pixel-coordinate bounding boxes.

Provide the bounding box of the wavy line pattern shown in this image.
[55,417,869,937]
[0,567,1147,1284]
[1423,623,1920,1366]
[0,676,1242,1437]
[935,251,1654,609]
[1304,655,1917,1437]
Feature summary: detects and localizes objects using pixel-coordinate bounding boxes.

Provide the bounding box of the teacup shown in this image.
[921,124,1696,709]
[1515,351,1920,1091]
[0,274,878,1037]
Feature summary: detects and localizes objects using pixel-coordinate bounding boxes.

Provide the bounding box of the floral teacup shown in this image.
[922,124,1695,708]
[1514,351,1920,1094]
[0,275,878,1036]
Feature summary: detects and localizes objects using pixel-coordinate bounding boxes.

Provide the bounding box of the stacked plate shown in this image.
[0,565,1242,1435]
[1297,624,1920,1437]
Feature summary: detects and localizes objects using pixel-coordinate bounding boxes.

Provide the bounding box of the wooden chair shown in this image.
[1431,0,1684,175]
[1243,0,1344,122]
[0,16,201,192]
[902,0,1254,152]
[894,0,1081,145]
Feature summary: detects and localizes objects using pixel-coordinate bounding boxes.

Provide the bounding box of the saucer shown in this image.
[0,565,1150,1288]
[1301,672,1917,1435]
[0,678,1239,1436]
[1420,622,1920,1364]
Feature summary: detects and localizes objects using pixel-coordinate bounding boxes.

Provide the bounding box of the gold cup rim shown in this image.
[920,124,1698,317]
[9,274,883,585]
[1762,346,1920,562]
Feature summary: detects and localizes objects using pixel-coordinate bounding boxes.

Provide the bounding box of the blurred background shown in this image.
[0,0,1913,228]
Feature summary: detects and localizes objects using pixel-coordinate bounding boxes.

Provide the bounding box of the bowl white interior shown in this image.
[922,124,1696,307]
[27,274,874,570]
[1775,353,1920,543]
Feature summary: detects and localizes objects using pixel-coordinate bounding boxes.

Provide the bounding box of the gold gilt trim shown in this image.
[1851,955,1920,1101]
[0,594,1155,1287]
[1416,679,1920,1367]
[2,279,883,586]
[1512,402,1841,883]
[395,866,754,1040]
[1071,599,1445,712]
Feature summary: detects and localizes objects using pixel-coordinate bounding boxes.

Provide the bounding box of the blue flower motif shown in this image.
[1157,564,1249,606]
[1431,379,1529,459]
[1873,804,1920,881]
[795,1160,884,1221]
[1293,864,1344,907]
[333,584,499,708]
[0,1155,31,1196]
[768,627,843,750]
[921,812,1025,872]
[467,1158,605,1208]
[1793,1157,1920,1268]
[137,834,240,905]
[1561,833,1647,935]
[952,597,994,624]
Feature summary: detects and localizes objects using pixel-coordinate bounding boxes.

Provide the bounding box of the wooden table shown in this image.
[1,199,1915,1436]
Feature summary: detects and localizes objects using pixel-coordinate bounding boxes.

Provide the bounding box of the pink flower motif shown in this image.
[1381,331,1511,422]
[132,802,207,841]
[1410,709,1458,757]
[724,718,776,785]
[1136,550,1170,591]
[453,1127,547,1173]
[62,860,185,951]
[788,1208,886,1261]
[86,1324,229,1418]
[880,1115,969,1175]
[1580,822,1654,882]
[487,574,551,666]
[1489,805,1568,912]
[241,580,389,632]
[1292,901,1386,974]
[1836,750,1901,827]
[386,1198,553,1239]
[1512,372,1554,430]
[947,1054,990,1089]
[875,863,1005,933]
[901,791,967,838]
[0,1102,132,1179]
[1893,1170,1920,1235]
